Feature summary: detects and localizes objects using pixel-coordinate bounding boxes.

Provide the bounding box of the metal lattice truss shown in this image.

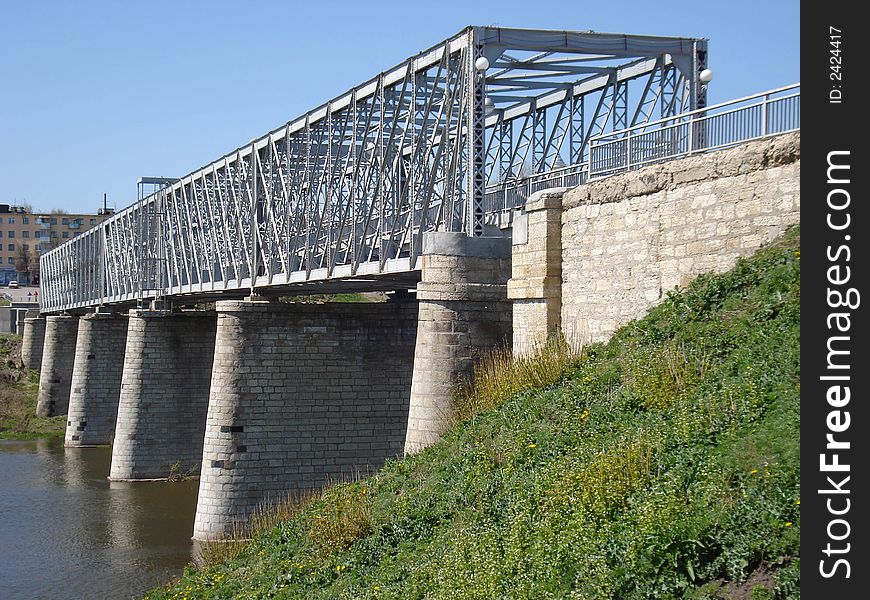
[40,26,706,313]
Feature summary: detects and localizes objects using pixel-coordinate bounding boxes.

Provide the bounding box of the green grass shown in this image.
[278,293,380,304]
[148,226,800,599]
[0,333,67,439]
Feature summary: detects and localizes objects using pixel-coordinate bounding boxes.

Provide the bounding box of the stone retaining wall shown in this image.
[509,132,801,347]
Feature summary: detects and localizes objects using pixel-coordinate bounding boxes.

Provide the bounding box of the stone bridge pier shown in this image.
[21,310,46,371]
[403,232,513,454]
[193,298,417,540]
[193,234,511,539]
[65,312,129,447]
[109,310,217,481]
[36,314,80,417]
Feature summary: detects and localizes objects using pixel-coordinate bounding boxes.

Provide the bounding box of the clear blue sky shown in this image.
[0,0,799,215]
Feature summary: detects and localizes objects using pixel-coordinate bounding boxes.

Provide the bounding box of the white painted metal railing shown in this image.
[588,83,800,177]
[482,83,799,211]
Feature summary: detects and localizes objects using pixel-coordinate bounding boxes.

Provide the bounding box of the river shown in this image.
[0,438,200,599]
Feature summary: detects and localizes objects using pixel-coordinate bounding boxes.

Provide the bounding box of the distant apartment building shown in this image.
[0,204,114,285]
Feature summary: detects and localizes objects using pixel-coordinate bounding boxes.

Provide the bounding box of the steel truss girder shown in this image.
[39,26,706,313]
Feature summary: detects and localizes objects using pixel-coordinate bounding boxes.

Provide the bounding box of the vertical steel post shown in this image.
[250,143,259,291]
[466,27,486,237]
[691,40,709,151]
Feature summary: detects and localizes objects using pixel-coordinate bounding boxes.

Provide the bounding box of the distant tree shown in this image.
[49,208,70,215]
[15,245,29,272]
[14,245,37,285]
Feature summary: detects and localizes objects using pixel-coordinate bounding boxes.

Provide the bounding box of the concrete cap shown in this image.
[421,232,511,259]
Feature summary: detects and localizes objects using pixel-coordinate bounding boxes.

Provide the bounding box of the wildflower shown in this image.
[784,522,793,527]
[749,469,758,474]
[528,443,536,448]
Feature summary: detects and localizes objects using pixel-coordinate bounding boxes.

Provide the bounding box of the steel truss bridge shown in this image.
[41,26,714,313]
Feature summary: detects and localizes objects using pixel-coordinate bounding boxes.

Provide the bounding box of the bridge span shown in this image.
[39,26,711,313]
[25,26,800,541]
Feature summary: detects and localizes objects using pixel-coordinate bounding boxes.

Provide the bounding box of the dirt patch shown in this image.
[1,334,25,381]
[718,564,776,599]
[695,563,778,599]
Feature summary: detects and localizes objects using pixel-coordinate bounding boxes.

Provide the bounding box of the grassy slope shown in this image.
[0,334,67,439]
[149,227,800,600]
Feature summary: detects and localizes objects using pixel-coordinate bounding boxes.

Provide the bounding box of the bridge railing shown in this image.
[480,84,799,209]
[588,84,800,177]
[484,163,589,217]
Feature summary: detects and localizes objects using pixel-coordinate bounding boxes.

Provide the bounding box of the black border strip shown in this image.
[801,3,867,596]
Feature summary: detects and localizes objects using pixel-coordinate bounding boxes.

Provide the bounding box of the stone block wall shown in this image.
[507,190,565,355]
[509,132,800,348]
[21,312,46,371]
[65,312,128,447]
[194,299,417,539]
[110,310,217,480]
[560,132,800,342]
[35,315,79,417]
[404,232,513,454]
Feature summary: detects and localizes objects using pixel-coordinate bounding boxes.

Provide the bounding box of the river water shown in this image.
[0,438,200,599]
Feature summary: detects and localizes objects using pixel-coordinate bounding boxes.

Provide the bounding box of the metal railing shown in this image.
[484,163,588,216]
[482,84,799,207]
[588,84,799,178]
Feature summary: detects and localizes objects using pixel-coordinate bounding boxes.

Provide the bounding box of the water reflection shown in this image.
[0,438,199,600]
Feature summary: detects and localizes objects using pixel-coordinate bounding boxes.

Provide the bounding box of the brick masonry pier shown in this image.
[65,312,129,447]
[193,298,417,540]
[35,314,79,417]
[109,310,217,481]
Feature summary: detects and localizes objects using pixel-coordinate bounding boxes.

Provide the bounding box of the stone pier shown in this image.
[109,310,217,481]
[35,314,80,417]
[21,311,47,372]
[507,189,565,355]
[65,312,129,447]
[403,232,512,454]
[193,299,417,540]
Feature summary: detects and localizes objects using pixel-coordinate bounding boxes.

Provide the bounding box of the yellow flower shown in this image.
[749,469,758,474]
[784,522,793,527]
[528,443,536,448]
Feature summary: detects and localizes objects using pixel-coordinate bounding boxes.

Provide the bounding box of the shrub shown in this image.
[451,333,583,424]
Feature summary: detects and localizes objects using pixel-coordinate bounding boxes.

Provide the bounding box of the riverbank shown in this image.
[0,334,66,439]
[148,227,800,598]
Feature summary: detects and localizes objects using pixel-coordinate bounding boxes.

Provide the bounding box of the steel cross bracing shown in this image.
[40,26,707,313]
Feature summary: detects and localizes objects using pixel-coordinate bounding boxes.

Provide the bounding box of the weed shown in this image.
[197,490,317,568]
[451,333,583,424]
